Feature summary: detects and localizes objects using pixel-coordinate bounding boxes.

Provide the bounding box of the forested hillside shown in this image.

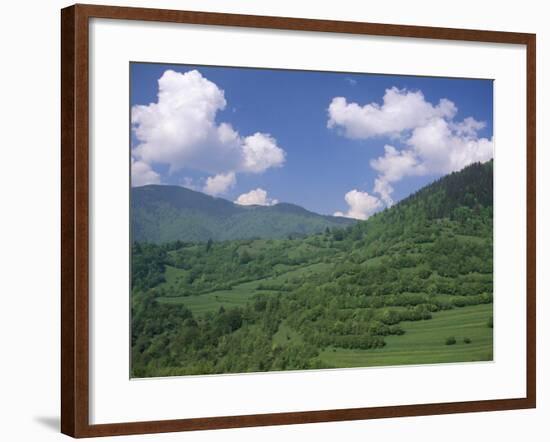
[131,185,355,243]
[131,161,493,377]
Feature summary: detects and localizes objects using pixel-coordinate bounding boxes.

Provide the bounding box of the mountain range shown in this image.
[131,185,356,243]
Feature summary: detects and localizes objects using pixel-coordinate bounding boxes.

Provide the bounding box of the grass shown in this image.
[157,261,332,315]
[267,261,332,283]
[158,265,188,293]
[317,303,493,368]
[157,280,271,314]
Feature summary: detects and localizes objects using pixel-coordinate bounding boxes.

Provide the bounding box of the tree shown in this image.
[332,229,344,241]
[239,249,252,264]
[206,238,213,252]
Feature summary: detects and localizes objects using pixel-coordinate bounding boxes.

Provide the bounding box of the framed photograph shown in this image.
[61,4,536,438]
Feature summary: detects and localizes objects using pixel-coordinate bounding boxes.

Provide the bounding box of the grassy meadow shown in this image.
[318,304,493,368]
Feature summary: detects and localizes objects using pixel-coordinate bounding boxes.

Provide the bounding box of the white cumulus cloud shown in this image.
[334,189,383,220]
[370,145,423,183]
[370,118,493,205]
[235,188,278,206]
[203,172,236,196]
[327,87,456,139]
[373,177,395,207]
[407,117,493,173]
[241,133,286,173]
[131,69,285,193]
[328,87,493,207]
[131,158,160,187]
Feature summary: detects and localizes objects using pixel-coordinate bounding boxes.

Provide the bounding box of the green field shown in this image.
[157,280,270,314]
[158,284,493,367]
[154,256,492,369]
[157,261,332,314]
[317,304,493,367]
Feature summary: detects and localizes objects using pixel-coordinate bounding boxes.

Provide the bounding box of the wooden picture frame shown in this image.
[61,3,536,438]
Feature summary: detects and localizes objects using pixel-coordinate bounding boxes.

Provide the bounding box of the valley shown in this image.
[131,161,494,378]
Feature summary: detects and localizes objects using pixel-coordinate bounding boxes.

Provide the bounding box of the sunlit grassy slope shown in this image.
[317,304,493,367]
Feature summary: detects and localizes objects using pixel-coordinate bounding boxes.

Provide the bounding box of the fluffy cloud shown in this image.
[328,87,493,207]
[407,117,493,172]
[373,178,395,207]
[235,188,278,206]
[131,158,160,187]
[451,116,486,137]
[327,87,456,139]
[131,69,285,193]
[203,172,236,196]
[370,145,423,183]
[334,189,383,220]
[371,118,493,205]
[241,133,286,173]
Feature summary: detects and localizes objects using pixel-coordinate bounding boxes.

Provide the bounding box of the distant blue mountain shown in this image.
[131,185,355,243]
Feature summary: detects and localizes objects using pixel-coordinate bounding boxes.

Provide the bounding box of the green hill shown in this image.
[131,185,355,243]
[131,161,493,377]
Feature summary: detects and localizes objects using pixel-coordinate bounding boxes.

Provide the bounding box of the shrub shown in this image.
[445,336,457,345]
[389,325,405,336]
[464,337,472,344]
[487,315,493,328]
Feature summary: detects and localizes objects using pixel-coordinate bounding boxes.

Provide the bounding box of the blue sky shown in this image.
[130,62,493,219]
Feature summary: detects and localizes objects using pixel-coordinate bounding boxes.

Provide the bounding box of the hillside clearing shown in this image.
[317,304,493,367]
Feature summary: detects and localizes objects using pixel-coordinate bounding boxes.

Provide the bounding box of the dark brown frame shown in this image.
[61,3,536,438]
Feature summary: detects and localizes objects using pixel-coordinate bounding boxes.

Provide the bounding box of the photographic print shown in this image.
[130,62,494,378]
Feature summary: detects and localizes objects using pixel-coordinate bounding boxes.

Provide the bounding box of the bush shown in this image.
[487,315,493,328]
[445,336,457,345]
[464,337,472,344]
[389,325,405,336]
